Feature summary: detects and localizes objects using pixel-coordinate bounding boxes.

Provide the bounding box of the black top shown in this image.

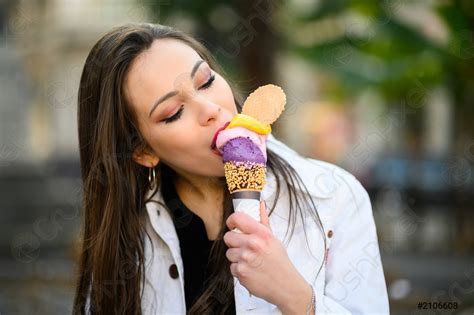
[160,166,236,313]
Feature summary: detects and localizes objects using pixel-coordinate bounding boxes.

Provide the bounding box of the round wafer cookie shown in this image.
[241,84,286,125]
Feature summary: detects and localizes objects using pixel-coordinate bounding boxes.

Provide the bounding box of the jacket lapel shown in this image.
[144,188,186,308]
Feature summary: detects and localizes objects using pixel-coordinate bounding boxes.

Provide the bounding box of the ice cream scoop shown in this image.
[216,126,268,161]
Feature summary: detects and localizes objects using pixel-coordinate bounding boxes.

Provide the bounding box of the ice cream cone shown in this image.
[216,84,286,232]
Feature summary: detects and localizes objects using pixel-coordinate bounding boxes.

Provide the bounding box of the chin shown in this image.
[209,165,226,177]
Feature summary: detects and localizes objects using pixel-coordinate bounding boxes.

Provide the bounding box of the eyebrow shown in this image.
[148,59,205,118]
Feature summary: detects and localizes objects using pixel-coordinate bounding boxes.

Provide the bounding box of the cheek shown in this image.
[148,126,198,156]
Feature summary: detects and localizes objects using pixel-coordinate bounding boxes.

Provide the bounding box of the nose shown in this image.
[194,98,221,126]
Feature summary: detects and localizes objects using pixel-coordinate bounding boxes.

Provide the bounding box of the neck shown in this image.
[173,172,226,240]
[174,174,225,202]
[174,172,226,216]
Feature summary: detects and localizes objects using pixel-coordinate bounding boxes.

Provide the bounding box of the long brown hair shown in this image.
[74,22,326,314]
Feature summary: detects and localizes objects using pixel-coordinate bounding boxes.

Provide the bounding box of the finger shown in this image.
[223,230,248,248]
[259,200,272,233]
[227,248,260,267]
[224,230,263,253]
[226,211,265,235]
[230,262,240,278]
[226,247,240,263]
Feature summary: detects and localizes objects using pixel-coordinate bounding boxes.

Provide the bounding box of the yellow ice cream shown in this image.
[226,114,271,135]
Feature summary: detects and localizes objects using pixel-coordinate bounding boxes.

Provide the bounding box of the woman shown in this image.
[73,23,390,314]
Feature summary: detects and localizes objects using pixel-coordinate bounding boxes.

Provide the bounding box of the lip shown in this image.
[210,121,231,150]
[211,147,222,157]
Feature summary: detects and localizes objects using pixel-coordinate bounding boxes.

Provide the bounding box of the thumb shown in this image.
[259,200,272,233]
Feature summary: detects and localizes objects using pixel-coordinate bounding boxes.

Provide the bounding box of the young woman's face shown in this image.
[124,38,237,177]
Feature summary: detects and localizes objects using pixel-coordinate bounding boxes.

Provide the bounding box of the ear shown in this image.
[132,145,159,168]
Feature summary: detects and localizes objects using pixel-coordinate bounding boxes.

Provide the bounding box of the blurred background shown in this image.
[1,0,473,314]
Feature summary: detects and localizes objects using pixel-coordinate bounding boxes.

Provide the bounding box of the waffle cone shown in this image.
[224,161,266,193]
[241,84,286,125]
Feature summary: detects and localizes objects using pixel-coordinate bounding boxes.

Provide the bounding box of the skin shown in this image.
[123,38,313,314]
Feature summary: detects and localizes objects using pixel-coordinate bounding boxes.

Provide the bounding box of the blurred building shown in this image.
[0,0,152,313]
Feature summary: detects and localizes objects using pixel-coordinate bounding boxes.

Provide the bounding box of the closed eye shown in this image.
[162,73,215,124]
[200,73,215,90]
[163,105,184,124]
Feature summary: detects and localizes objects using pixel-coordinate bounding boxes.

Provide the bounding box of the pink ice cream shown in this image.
[215,126,268,161]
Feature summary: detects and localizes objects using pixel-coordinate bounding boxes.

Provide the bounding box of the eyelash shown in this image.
[163,73,216,124]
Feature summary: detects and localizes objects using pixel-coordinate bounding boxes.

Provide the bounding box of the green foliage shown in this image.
[143,0,474,111]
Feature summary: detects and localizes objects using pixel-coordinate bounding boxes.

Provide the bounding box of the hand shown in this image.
[223,200,310,310]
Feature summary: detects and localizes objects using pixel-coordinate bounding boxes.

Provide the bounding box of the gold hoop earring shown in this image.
[148,166,157,190]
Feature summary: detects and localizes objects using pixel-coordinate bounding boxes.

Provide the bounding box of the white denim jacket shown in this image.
[140,134,390,314]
